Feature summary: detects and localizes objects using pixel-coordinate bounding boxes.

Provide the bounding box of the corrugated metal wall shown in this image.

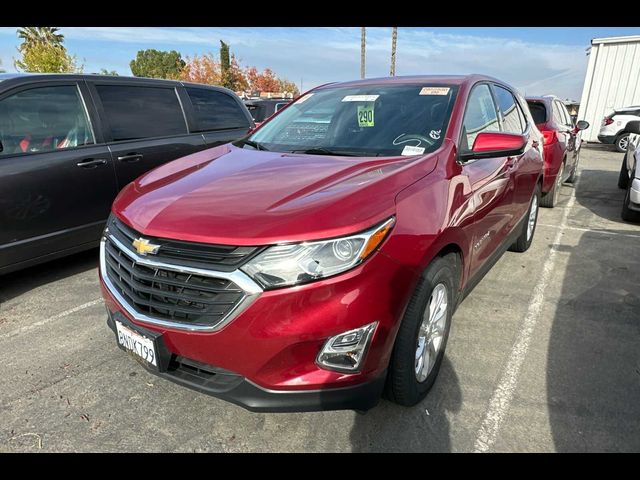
[578,37,640,142]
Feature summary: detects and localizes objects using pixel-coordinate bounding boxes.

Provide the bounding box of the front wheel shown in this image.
[618,155,629,189]
[510,183,541,253]
[621,181,640,222]
[385,253,458,406]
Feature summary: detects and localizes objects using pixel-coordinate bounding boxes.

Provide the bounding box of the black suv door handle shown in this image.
[77,158,107,168]
[117,153,143,163]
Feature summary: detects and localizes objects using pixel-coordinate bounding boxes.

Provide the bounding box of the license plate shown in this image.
[115,320,157,367]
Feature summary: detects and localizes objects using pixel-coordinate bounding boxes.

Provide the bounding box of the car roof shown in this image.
[525,95,556,103]
[0,72,238,96]
[315,74,507,90]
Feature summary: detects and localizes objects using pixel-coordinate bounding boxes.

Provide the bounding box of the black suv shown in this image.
[244,98,291,125]
[0,73,254,275]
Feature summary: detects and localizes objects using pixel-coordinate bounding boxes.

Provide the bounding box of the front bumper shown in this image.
[106,311,386,412]
[100,237,417,411]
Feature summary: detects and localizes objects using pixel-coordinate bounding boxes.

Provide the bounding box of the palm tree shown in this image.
[17,27,64,51]
[360,27,366,79]
[390,27,398,76]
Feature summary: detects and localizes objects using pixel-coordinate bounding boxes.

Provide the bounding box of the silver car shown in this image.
[618,120,640,221]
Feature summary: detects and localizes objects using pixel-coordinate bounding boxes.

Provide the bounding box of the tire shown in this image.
[510,183,541,253]
[621,181,640,222]
[615,133,630,153]
[566,150,579,184]
[618,155,629,189]
[540,161,564,208]
[385,253,459,407]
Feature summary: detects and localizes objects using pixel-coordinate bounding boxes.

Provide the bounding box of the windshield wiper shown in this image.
[290,147,359,157]
[238,138,269,151]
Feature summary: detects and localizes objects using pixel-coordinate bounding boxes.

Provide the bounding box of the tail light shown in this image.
[603,117,614,126]
[542,130,557,145]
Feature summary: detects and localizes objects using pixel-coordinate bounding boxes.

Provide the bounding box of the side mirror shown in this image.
[575,120,590,131]
[460,132,527,162]
[626,120,640,135]
[0,140,3,153]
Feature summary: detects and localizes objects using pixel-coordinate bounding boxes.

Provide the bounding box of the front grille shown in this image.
[103,235,248,329]
[107,215,262,272]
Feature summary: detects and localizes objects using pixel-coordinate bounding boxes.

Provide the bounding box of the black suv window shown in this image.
[186,88,250,132]
[0,85,94,157]
[493,85,525,134]
[95,85,187,141]
[461,83,500,151]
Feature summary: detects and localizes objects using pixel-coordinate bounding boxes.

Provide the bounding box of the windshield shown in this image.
[243,83,458,157]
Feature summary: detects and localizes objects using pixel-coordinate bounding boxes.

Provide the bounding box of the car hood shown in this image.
[113,144,439,245]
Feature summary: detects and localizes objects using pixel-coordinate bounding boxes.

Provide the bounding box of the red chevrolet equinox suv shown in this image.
[100,75,544,412]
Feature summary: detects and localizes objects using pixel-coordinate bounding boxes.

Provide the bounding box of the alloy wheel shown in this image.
[415,283,448,382]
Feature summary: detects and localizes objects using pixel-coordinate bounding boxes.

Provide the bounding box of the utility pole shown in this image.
[390,27,398,76]
[360,27,366,79]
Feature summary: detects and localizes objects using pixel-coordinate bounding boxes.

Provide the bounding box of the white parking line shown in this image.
[473,180,579,453]
[537,223,640,239]
[0,298,103,340]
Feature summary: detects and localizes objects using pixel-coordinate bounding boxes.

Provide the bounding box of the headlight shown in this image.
[241,217,395,289]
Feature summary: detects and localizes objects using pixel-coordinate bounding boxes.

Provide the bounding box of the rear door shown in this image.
[0,80,117,271]
[460,83,518,277]
[87,79,207,190]
[183,86,253,146]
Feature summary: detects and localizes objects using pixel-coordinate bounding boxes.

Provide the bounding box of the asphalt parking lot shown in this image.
[1,146,638,452]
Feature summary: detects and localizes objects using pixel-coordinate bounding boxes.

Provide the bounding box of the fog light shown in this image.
[316,322,377,373]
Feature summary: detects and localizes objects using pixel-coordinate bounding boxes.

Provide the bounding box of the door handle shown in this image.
[117,153,143,163]
[77,158,107,168]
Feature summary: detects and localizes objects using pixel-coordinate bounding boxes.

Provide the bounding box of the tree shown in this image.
[0,59,5,74]
[279,78,300,96]
[130,49,185,80]
[245,67,280,92]
[14,41,82,73]
[219,40,233,90]
[180,53,221,85]
[17,27,64,51]
[99,68,118,76]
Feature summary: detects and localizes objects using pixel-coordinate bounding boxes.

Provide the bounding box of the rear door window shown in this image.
[185,87,250,132]
[0,85,94,157]
[95,84,187,141]
[552,101,565,126]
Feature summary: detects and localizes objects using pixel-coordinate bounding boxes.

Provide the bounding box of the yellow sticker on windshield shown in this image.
[357,103,375,127]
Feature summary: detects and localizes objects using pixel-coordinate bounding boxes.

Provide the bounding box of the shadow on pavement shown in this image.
[571,167,627,225]
[0,248,98,304]
[547,165,640,451]
[349,357,461,452]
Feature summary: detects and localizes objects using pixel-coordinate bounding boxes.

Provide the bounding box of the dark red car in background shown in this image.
[525,95,589,207]
[100,75,543,412]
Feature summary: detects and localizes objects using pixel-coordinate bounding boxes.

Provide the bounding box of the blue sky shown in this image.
[2,27,640,100]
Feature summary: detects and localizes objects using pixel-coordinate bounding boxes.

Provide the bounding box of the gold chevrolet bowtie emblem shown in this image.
[132,237,160,256]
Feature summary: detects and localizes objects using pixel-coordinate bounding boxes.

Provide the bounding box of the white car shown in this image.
[618,120,640,221]
[599,106,640,152]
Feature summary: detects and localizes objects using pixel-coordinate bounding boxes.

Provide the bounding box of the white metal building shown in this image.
[578,35,640,142]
